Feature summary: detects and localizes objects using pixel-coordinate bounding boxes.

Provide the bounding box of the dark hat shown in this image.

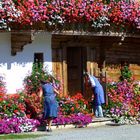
[40,80,47,85]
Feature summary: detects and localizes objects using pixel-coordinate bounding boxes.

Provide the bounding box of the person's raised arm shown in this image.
[54,88,59,95]
[88,75,96,87]
[39,87,43,98]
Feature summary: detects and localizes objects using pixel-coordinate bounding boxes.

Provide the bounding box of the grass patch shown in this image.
[0,133,47,139]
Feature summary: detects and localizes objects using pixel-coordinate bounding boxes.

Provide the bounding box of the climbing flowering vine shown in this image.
[0,0,139,32]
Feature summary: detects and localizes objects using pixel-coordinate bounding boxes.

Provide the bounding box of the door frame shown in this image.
[66,46,87,95]
[61,41,88,95]
[52,35,107,102]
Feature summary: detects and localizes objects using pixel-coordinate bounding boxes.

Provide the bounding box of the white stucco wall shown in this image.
[0,32,52,94]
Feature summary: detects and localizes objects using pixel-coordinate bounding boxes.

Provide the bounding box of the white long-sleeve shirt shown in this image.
[88,74,96,87]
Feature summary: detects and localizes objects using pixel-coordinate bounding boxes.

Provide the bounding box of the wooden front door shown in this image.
[67,47,87,95]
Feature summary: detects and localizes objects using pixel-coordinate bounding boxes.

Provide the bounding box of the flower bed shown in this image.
[104,80,140,124]
[0,0,140,33]
[0,91,92,134]
[53,93,93,126]
[1,65,140,134]
[0,116,40,134]
[0,93,40,134]
[0,93,25,119]
[24,92,93,127]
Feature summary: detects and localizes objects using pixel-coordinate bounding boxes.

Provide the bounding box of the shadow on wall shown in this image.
[0,32,52,93]
[0,32,52,70]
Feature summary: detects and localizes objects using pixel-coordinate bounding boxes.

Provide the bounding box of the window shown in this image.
[34,53,44,68]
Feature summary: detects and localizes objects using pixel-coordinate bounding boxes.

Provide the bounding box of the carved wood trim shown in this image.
[11,31,35,56]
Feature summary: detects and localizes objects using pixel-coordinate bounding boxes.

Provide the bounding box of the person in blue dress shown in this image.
[85,73,105,118]
[39,77,59,132]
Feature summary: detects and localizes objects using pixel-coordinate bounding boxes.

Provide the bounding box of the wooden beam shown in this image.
[62,47,68,96]
[11,31,35,55]
[52,31,140,38]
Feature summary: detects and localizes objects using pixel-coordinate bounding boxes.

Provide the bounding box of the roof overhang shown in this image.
[52,30,140,38]
[1,30,140,38]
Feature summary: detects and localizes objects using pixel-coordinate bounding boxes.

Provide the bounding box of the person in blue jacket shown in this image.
[39,77,59,132]
[85,73,105,118]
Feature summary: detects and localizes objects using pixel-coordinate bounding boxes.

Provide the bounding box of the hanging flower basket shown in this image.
[0,0,140,34]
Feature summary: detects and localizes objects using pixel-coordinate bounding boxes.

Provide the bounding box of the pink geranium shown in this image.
[0,0,140,31]
[106,79,140,124]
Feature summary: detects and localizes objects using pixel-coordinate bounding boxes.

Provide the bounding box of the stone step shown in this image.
[92,117,114,123]
[37,117,114,131]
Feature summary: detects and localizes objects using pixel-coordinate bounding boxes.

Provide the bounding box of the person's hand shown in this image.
[58,92,63,97]
[38,88,43,98]
[54,88,59,95]
[91,95,94,101]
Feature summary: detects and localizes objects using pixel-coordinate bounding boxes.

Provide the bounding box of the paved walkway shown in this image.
[35,124,140,140]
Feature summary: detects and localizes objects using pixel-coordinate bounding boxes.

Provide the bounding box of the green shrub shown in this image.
[23,63,60,94]
[0,75,6,93]
[119,66,132,81]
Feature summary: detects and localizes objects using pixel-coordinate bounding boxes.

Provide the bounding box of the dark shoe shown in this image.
[47,128,52,132]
